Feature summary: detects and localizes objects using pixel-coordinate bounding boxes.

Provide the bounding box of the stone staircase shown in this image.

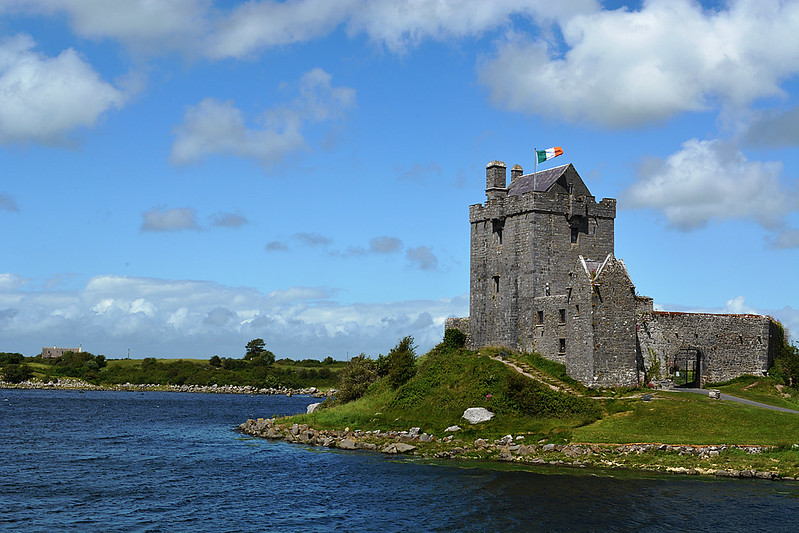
[488,353,582,396]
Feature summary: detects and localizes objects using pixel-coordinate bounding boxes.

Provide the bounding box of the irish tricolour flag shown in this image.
[536,146,563,164]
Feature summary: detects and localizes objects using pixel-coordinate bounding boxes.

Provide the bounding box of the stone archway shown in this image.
[672,346,705,388]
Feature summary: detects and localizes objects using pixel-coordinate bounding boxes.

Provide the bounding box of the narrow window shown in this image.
[492,219,504,245]
[570,226,579,244]
[575,304,580,316]
[559,338,566,354]
[758,335,762,345]
[567,183,574,194]
[493,276,500,293]
[559,309,566,324]
[739,335,744,344]
[536,310,544,325]
[566,287,572,303]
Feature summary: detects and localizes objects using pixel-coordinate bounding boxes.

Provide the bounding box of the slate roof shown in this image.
[508,164,570,197]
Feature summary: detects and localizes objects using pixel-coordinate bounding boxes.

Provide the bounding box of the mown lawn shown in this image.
[573,392,799,446]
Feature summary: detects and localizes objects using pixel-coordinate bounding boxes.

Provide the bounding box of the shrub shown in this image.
[387,336,417,389]
[442,328,466,351]
[336,355,378,403]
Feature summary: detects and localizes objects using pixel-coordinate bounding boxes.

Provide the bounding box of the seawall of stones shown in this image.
[238,418,429,454]
[239,418,793,480]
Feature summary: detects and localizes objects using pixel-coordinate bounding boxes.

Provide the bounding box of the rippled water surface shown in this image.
[3,389,799,532]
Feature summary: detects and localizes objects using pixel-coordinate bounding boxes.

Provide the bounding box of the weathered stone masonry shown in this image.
[447,161,778,388]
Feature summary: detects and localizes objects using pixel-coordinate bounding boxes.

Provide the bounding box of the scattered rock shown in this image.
[306,402,322,414]
[462,407,494,424]
[338,438,358,450]
[382,442,417,454]
[444,425,461,433]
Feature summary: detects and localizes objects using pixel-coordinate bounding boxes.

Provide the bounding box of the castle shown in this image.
[446,161,779,388]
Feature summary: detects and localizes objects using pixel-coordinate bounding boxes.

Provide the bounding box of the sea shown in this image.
[2,389,799,532]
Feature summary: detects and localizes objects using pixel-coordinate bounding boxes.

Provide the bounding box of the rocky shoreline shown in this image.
[0,379,334,398]
[238,417,796,481]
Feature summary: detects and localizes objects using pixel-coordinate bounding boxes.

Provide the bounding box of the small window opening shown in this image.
[575,304,580,316]
[559,309,566,324]
[567,183,574,194]
[536,310,544,325]
[571,226,579,244]
[559,338,566,354]
[758,335,762,345]
[493,276,500,293]
[566,287,572,303]
[675,332,679,339]
[739,335,744,344]
[492,219,504,245]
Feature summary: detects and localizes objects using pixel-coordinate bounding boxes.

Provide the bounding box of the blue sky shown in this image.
[1,0,798,359]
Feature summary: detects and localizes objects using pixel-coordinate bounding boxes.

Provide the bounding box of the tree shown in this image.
[245,339,266,359]
[209,355,222,367]
[770,322,799,387]
[244,338,274,366]
[387,335,417,389]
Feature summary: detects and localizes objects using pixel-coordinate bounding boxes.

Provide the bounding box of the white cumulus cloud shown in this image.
[623,138,798,230]
[170,68,354,166]
[479,0,799,128]
[0,34,125,144]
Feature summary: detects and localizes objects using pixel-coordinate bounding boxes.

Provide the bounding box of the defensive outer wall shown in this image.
[447,160,778,388]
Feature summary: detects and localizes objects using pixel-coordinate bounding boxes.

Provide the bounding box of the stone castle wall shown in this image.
[638,311,776,385]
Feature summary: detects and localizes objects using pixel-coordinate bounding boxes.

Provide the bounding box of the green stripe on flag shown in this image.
[536,150,547,164]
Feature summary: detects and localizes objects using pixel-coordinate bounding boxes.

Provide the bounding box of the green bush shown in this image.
[2,364,33,383]
[442,328,466,350]
[386,336,417,389]
[336,355,378,403]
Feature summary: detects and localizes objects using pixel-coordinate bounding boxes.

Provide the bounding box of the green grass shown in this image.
[289,345,602,442]
[572,391,799,445]
[709,375,799,411]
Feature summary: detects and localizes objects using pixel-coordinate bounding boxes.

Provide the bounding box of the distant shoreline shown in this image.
[0,379,333,397]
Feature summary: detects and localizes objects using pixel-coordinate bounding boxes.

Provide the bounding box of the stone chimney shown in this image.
[511,164,523,182]
[486,161,507,200]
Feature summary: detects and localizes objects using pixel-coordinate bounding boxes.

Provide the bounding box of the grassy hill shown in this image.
[292,340,799,449]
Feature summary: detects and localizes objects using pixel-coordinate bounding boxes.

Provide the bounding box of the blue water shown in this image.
[2,389,799,532]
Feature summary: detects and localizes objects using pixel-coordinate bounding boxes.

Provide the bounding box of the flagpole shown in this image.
[533,147,537,191]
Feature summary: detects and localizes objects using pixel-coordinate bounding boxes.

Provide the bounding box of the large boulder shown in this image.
[338,438,358,450]
[307,402,322,414]
[462,407,494,424]
[381,442,417,454]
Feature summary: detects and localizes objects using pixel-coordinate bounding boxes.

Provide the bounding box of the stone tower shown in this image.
[468,161,616,352]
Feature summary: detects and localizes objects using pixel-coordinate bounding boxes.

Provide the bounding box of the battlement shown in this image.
[469,192,616,223]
